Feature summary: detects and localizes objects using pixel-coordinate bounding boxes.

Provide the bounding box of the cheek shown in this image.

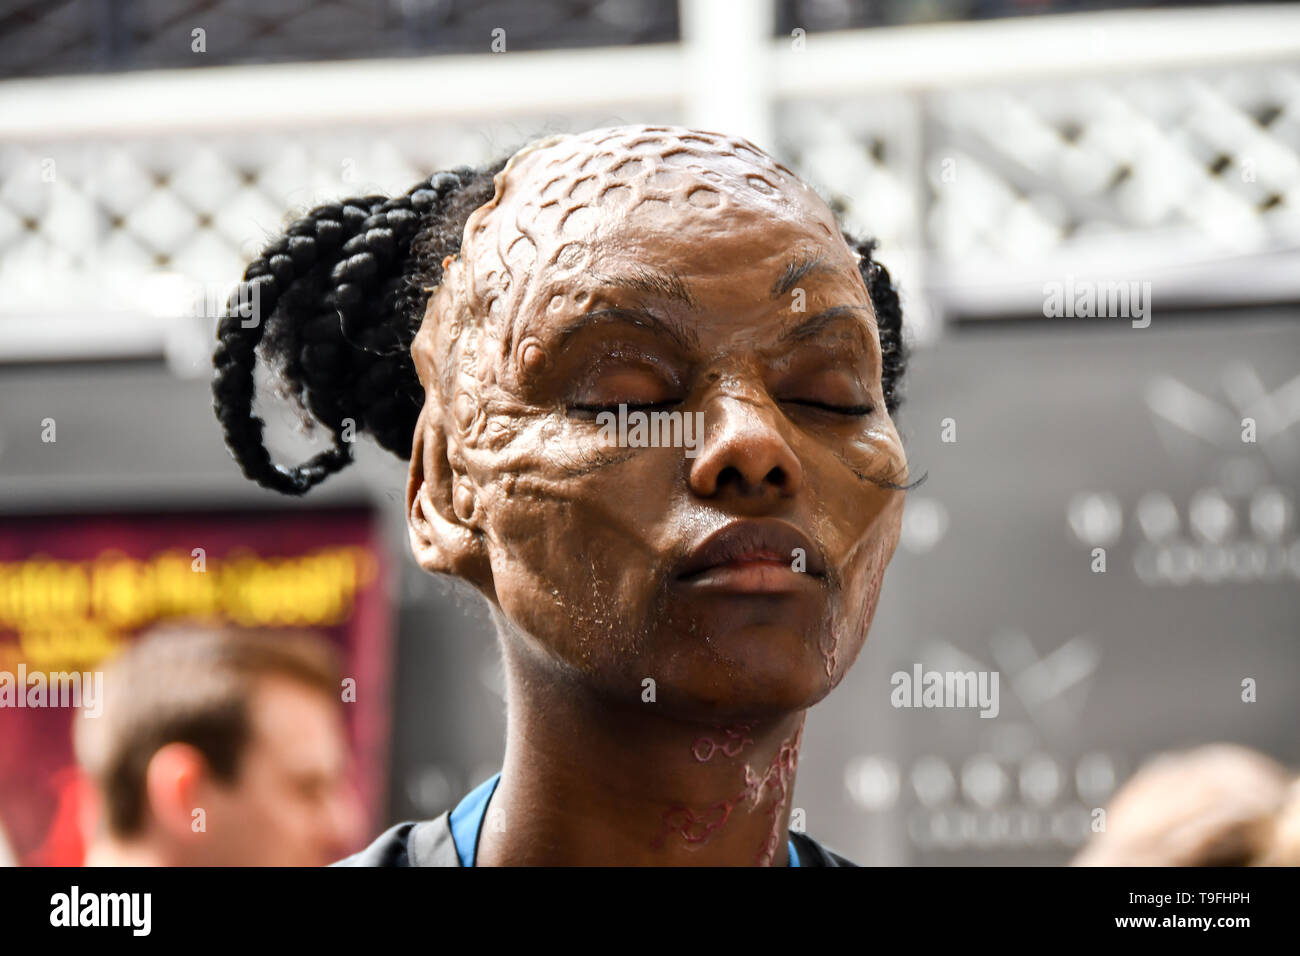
[808,425,906,563]
[844,497,903,609]
[465,411,680,661]
[804,426,906,686]
[825,494,903,684]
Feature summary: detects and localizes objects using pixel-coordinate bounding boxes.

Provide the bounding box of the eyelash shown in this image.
[782,399,874,417]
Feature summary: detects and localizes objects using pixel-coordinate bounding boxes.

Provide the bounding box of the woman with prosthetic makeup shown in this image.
[212,126,911,867]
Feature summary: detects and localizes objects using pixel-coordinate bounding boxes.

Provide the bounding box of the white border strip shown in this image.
[0,44,685,141]
[772,5,1300,96]
[3,6,1298,142]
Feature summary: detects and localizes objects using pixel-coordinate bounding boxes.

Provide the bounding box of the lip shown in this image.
[675,519,826,593]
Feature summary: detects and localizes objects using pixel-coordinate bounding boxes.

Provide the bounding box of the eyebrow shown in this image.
[554,306,699,352]
[770,255,835,299]
[591,267,698,310]
[777,305,876,349]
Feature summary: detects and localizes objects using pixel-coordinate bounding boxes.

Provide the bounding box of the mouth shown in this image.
[675,518,826,594]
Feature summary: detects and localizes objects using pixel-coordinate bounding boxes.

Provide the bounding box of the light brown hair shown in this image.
[75,623,342,837]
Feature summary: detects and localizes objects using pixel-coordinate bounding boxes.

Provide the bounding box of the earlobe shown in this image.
[406,403,494,593]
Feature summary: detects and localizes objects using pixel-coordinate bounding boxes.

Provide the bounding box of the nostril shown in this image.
[715,465,744,490]
[713,464,790,494]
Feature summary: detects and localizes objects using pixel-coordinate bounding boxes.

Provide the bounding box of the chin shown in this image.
[648,624,837,722]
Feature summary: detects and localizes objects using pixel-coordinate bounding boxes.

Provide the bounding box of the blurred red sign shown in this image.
[0,507,391,865]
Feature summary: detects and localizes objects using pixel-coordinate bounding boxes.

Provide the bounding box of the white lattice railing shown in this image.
[2,3,1299,365]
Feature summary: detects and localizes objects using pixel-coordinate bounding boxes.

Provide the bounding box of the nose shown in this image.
[688,393,802,503]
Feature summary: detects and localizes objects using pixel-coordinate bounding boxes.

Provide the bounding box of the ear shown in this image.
[143,742,208,842]
[406,398,495,595]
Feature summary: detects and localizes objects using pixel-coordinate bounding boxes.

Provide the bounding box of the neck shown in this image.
[475,638,805,867]
[83,836,170,868]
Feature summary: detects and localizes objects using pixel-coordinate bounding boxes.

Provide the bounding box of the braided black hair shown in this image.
[846,235,908,417]
[212,161,908,495]
[212,162,504,495]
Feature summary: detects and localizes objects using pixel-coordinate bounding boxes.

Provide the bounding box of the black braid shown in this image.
[211,161,505,495]
[844,234,908,416]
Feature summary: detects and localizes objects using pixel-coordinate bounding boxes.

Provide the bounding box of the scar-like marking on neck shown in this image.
[656,720,804,865]
[691,722,754,762]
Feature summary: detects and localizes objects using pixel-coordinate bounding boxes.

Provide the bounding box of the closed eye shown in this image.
[781,399,874,416]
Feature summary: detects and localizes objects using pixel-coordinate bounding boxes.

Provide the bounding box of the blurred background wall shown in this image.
[0,0,1297,864]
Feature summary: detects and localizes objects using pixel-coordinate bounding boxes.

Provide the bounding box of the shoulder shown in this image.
[331,821,420,867]
[791,831,859,867]
[331,812,459,867]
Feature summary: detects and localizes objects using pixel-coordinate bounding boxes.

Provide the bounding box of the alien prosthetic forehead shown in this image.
[416,125,850,396]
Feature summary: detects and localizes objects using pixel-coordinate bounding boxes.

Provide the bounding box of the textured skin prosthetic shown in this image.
[417,125,846,398]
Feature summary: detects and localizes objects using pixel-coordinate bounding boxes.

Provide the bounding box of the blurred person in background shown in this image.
[75,625,364,866]
[1072,743,1298,867]
[1255,779,1300,866]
